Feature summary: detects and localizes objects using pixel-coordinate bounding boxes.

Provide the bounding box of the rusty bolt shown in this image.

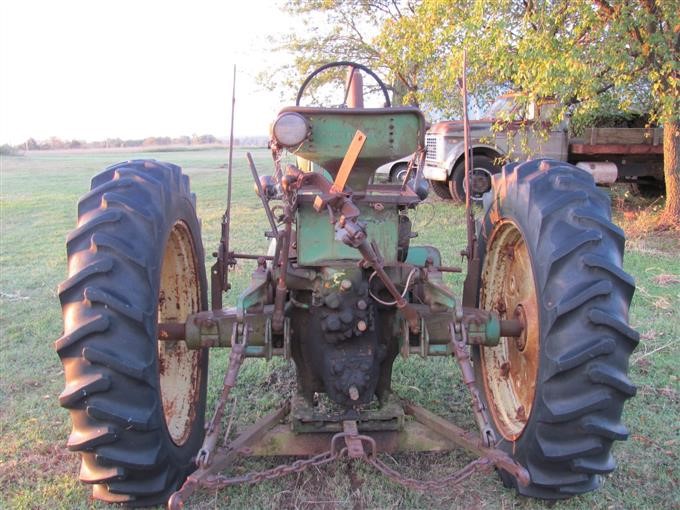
[349,385,360,401]
[496,299,507,314]
[500,361,510,378]
[357,320,367,332]
[340,279,352,291]
[514,305,527,350]
[515,334,527,351]
[356,299,367,310]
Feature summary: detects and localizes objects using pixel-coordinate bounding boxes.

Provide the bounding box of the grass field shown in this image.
[1,148,678,509]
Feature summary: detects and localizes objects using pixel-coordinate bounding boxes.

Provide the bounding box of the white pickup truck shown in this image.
[422,95,665,202]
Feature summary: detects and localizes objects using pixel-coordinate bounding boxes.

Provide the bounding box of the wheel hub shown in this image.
[479,220,539,440]
[158,221,203,446]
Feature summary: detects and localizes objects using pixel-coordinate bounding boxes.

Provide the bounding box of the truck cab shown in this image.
[423,94,568,202]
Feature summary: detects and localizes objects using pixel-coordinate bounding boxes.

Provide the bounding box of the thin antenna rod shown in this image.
[225,65,236,229]
[461,49,482,307]
[211,65,237,309]
[462,52,472,219]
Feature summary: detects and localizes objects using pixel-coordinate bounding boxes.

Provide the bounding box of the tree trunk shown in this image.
[660,121,680,225]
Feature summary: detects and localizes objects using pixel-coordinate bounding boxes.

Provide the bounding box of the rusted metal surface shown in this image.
[168,403,290,509]
[247,152,279,236]
[249,420,457,456]
[460,51,482,308]
[570,142,664,155]
[168,391,531,508]
[436,265,463,273]
[210,66,238,310]
[345,66,364,108]
[195,325,248,468]
[479,220,539,440]
[403,401,530,486]
[451,323,497,447]
[230,253,274,261]
[272,204,292,332]
[158,322,186,341]
[157,221,203,447]
[342,420,368,458]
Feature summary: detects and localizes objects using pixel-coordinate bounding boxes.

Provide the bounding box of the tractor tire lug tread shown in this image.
[474,159,637,499]
[56,159,208,505]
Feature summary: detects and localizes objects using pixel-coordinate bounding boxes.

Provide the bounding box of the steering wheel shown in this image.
[295,61,392,107]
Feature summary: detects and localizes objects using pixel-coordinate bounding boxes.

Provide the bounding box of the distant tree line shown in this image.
[0,134,269,155]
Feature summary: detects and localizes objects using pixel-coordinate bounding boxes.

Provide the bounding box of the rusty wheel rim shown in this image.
[480,220,539,440]
[158,221,203,446]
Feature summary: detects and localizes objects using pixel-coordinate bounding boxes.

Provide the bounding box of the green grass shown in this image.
[0,149,678,509]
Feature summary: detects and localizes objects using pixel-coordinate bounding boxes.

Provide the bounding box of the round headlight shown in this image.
[272,113,309,147]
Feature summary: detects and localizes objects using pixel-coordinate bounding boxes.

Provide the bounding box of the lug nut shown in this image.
[357,320,367,332]
[500,361,510,378]
[349,385,360,401]
[356,299,367,310]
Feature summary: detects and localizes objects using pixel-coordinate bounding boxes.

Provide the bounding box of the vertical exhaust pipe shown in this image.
[346,67,364,108]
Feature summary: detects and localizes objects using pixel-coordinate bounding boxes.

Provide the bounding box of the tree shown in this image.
[589,0,680,224]
[376,0,679,223]
[265,1,424,106]
[271,0,679,223]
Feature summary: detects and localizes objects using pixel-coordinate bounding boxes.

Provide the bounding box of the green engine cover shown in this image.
[277,106,425,191]
[297,203,399,266]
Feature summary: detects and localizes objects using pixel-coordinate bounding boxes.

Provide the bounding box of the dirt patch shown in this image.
[652,274,680,286]
[346,461,364,510]
[0,441,78,487]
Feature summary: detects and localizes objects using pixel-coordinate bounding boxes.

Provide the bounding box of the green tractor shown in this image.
[56,62,637,507]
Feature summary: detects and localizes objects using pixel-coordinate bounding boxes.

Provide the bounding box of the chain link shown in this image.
[202,448,347,489]
[368,455,491,492]
[200,436,493,493]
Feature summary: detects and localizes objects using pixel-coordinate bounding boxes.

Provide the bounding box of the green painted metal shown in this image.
[281,107,425,191]
[236,269,269,321]
[467,314,501,347]
[422,277,457,309]
[405,245,442,267]
[297,203,399,266]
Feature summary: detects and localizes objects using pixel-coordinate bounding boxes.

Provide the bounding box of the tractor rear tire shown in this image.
[429,179,452,199]
[474,159,637,499]
[56,160,208,506]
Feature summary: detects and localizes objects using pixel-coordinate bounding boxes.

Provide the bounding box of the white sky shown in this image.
[0,0,296,144]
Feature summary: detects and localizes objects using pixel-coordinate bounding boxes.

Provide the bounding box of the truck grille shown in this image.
[425,135,438,162]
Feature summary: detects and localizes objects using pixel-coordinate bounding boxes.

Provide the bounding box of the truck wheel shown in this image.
[474,159,637,499]
[56,160,208,506]
[429,179,452,199]
[449,155,500,203]
[389,162,409,184]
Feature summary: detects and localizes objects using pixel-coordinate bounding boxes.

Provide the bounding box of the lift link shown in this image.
[451,322,497,447]
[195,323,248,468]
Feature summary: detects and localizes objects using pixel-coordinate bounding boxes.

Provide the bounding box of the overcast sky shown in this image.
[0,0,296,144]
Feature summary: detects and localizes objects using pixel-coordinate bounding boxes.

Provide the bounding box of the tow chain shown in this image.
[202,449,344,489]
[368,455,491,491]
[198,426,493,493]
